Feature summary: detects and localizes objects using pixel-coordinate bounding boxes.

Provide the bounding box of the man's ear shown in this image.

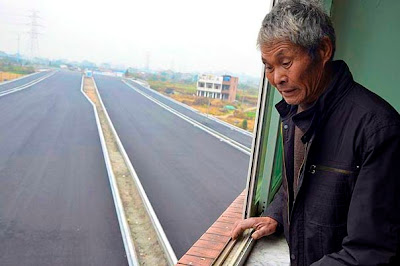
[318,36,333,66]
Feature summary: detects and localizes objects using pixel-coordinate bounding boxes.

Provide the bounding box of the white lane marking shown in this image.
[93,77,178,265]
[80,76,139,266]
[0,71,57,98]
[128,78,254,137]
[122,79,251,156]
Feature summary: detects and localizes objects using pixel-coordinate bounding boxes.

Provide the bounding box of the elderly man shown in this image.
[231,0,400,265]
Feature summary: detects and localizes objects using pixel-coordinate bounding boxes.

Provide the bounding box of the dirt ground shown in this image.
[147,81,258,132]
[165,93,256,132]
[0,72,23,82]
[83,77,168,265]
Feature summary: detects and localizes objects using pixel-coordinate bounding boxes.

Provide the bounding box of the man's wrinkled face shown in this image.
[261,40,325,106]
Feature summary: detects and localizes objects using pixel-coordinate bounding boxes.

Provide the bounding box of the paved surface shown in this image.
[0,71,127,266]
[95,74,250,258]
[0,71,51,92]
[124,79,253,149]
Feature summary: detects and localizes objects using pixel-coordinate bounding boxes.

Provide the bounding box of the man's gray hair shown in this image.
[258,0,336,60]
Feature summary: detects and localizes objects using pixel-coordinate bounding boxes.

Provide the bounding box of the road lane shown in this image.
[0,71,127,265]
[95,74,250,258]
[0,71,51,92]
[124,79,253,149]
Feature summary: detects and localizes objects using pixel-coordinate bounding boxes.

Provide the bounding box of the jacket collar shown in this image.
[275,60,355,143]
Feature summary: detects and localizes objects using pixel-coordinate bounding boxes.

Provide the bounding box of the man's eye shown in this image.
[265,66,274,72]
[282,61,291,68]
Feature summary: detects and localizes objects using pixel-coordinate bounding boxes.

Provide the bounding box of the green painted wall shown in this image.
[331,0,400,111]
[323,0,333,15]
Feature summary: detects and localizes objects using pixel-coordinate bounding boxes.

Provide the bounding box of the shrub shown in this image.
[193,97,209,106]
[242,119,248,130]
[246,111,256,119]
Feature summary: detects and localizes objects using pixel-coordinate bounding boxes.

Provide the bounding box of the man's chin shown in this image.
[279,89,302,105]
[283,96,301,106]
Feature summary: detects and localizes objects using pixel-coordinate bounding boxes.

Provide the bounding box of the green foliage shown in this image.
[246,111,256,118]
[147,80,197,94]
[0,58,35,74]
[237,83,259,96]
[242,119,248,130]
[0,65,34,74]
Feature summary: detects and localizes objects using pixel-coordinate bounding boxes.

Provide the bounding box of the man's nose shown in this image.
[274,69,288,86]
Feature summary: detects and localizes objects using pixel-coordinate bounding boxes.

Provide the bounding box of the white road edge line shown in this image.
[92,77,178,265]
[0,71,57,98]
[122,79,251,156]
[80,76,139,266]
[128,78,254,137]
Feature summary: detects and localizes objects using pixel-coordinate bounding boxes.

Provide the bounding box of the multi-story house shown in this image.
[196,74,238,102]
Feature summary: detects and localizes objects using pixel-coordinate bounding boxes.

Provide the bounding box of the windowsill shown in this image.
[244,234,290,265]
[176,191,290,266]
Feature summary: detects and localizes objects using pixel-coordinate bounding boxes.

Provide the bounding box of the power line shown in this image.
[26,9,44,59]
[0,8,44,58]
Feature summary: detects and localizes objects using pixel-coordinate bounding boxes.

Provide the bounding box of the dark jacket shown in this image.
[265,61,400,265]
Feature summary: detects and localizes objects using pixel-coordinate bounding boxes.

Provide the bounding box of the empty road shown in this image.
[0,71,127,265]
[94,74,250,258]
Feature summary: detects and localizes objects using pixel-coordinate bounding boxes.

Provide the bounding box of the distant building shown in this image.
[196,74,238,102]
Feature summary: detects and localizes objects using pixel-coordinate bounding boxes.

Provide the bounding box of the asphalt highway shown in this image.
[0,71,51,92]
[125,79,253,149]
[94,74,250,258]
[0,71,127,265]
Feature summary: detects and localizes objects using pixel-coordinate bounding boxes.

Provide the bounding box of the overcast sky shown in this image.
[0,0,272,76]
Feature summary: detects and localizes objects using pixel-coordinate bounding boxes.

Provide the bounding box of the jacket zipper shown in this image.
[280,123,290,225]
[294,142,309,196]
[290,134,312,224]
[309,164,355,175]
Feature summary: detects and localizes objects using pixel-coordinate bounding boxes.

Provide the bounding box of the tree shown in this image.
[242,119,248,130]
